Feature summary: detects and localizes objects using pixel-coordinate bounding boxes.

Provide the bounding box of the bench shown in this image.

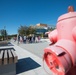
[0,48,18,75]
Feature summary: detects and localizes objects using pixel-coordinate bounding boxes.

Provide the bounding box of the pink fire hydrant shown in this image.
[43,6,76,75]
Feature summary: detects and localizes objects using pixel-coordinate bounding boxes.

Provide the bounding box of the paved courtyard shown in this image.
[0,39,53,75]
[11,39,52,75]
[16,42,50,58]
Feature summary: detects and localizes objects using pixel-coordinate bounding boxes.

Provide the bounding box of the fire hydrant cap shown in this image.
[57,6,76,22]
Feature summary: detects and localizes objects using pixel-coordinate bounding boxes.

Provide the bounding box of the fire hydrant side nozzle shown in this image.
[47,29,58,44]
[43,6,76,75]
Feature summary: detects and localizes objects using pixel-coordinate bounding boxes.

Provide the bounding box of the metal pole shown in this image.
[4,26,6,40]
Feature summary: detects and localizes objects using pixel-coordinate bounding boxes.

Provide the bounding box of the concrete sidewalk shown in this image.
[11,42,52,75]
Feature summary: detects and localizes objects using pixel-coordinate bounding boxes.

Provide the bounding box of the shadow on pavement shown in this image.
[16,57,41,74]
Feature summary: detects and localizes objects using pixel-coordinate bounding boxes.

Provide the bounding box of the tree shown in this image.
[0,29,8,40]
[18,25,28,35]
[26,26,36,35]
[18,25,36,36]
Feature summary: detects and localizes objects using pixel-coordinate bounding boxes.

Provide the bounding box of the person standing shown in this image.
[18,35,20,44]
[20,36,23,43]
[24,35,26,43]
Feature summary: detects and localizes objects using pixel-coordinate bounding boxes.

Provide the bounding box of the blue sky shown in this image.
[0,0,76,35]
